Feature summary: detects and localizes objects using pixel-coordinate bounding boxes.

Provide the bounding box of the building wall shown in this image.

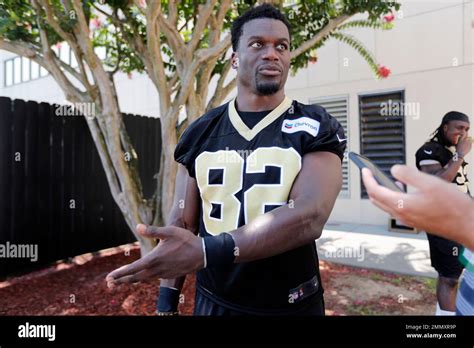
[1,0,473,227]
[285,0,474,225]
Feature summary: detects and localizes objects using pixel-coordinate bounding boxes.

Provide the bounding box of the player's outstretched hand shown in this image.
[362,164,474,249]
[106,224,204,287]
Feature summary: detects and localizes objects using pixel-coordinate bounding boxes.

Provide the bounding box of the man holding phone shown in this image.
[414,111,471,315]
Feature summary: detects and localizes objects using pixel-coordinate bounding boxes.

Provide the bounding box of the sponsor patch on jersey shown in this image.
[281,117,320,137]
[288,274,320,304]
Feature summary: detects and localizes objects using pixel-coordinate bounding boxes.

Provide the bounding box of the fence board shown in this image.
[0,98,161,277]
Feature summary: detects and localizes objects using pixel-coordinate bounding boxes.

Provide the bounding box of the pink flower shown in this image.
[384,13,395,23]
[138,0,146,8]
[91,18,102,29]
[55,42,62,50]
[378,65,391,78]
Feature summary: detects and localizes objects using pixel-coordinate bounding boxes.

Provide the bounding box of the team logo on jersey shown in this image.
[281,117,320,137]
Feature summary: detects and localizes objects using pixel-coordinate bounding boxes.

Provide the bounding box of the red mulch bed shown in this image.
[0,243,435,315]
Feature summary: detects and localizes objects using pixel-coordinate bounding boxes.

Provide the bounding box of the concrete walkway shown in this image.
[317,223,437,278]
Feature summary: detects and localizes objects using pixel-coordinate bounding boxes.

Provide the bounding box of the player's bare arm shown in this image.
[231,151,342,262]
[420,124,471,181]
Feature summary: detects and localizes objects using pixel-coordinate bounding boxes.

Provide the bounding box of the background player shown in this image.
[106,4,346,316]
[415,111,471,315]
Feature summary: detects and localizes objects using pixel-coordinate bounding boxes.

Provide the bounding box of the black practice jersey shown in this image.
[415,141,470,194]
[174,96,346,314]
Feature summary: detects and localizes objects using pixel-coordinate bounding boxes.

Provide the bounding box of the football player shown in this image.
[107,4,346,316]
[415,111,471,315]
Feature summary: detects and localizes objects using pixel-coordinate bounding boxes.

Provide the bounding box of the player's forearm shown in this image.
[231,197,335,263]
[434,159,463,182]
[227,152,342,263]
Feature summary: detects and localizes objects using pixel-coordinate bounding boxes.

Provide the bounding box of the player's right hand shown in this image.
[456,135,472,157]
[105,224,204,286]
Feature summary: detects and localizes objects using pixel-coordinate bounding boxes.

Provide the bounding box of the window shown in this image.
[5,59,13,86]
[60,43,70,64]
[22,57,30,82]
[94,46,107,60]
[4,55,49,86]
[13,57,21,84]
[359,90,406,198]
[310,95,350,197]
[31,61,40,79]
[70,51,78,68]
[40,65,48,77]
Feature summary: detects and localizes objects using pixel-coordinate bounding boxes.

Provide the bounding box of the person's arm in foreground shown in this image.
[362,164,474,250]
[105,151,342,282]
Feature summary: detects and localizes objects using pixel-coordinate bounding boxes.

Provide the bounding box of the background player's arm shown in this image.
[420,136,472,181]
[231,151,342,263]
[160,164,200,290]
[420,161,462,182]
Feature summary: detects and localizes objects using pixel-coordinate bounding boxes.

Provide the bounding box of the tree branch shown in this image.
[195,34,231,64]
[290,14,352,59]
[133,0,146,15]
[209,0,231,45]
[145,1,171,112]
[188,0,217,52]
[39,0,95,92]
[30,1,88,103]
[167,0,180,27]
[158,13,185,64]
[207,76,236,111]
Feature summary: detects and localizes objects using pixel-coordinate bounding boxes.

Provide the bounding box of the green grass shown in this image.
[421,278,437,292]
[368,272,403,286]
[345,304,381,316]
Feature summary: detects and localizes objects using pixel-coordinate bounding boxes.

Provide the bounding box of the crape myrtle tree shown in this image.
[0,0,400,255]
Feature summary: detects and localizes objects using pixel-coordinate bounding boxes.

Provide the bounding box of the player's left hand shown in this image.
[105,224,204,287]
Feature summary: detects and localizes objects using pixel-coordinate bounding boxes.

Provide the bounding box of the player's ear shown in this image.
[231,53,239,69]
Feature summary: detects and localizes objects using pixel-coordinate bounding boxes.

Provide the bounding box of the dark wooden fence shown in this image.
[0,97,161,277]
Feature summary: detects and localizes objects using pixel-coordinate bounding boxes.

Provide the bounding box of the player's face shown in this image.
[234,18,291,96]
[443,120,470,145]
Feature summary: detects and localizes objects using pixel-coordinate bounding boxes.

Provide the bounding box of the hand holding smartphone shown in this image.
[349,152,404,193]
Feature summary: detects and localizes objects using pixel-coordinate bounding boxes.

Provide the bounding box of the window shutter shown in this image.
[359,91,406,198]
[310,96,350,197]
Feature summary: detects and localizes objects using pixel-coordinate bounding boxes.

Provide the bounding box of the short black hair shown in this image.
[231,4,292,51]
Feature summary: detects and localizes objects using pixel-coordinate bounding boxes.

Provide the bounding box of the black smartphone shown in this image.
[349,152,404,193]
